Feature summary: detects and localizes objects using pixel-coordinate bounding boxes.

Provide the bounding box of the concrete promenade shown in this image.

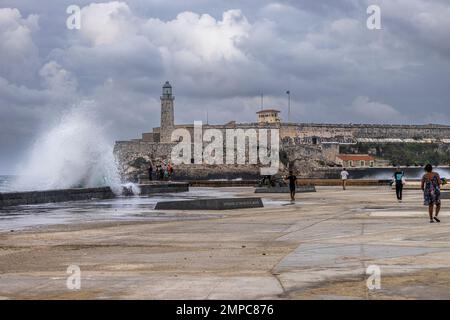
[0,186,449,299]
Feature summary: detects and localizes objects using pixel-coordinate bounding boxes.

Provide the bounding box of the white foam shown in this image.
[11,103,122,194]
[122,182,141,195]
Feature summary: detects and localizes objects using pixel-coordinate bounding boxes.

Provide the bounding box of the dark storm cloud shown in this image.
[0,0,450,173]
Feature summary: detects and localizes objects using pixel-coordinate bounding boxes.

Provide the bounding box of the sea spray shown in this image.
[361,167,450,180]
[122,182,141,196]
[12,103,122,193]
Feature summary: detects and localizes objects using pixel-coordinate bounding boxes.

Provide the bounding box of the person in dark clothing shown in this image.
[159,165,164,180]
[168,163,174,180]
[393,166,405,201]
[155,166,161,181]
[285,171,297,202]
[148,164,153,181]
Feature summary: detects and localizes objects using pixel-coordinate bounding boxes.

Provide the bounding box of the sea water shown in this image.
[0,187,286,232]
[359,167,450,180]
[0,175,14,193]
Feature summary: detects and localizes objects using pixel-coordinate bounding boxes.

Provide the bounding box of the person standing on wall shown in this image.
[168,163,174,180]
[393,166,405,202]
[340,168,349,190]
[159,163,166,181]
[164,165,169,181]
[421,164,442,223]
[156,165,161,181]
[148,163,153,181]
[162,168,165,180]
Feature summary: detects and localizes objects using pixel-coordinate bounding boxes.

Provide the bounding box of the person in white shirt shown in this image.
[340,168,349,190]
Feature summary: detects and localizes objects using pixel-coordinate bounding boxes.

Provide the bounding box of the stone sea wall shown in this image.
[138,182,189,194]
[0,187,115,207]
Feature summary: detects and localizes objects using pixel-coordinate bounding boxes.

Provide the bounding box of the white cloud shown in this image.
[349,96,403,123]
[0,8,40,83]
[373,0,450,56]
[142,9,251,63]
[0,0,450,172]
[80,1,136,46]
[39,61,77,92]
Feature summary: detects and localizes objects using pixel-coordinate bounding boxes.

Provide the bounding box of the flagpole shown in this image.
[286,91,291,122]
[261,93,264,111]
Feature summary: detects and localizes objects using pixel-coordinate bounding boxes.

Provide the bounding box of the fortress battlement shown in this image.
[283,123,450,129]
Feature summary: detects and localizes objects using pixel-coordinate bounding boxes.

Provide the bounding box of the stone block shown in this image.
[138,183,189,195]
[255,185,316,193]
[155,197,264,210]
[441,192,450,199]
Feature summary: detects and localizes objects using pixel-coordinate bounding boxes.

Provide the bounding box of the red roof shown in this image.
[336,154,375,161]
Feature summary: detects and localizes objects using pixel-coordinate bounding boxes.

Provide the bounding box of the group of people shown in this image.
[148,163,174,181]
[286,164,443,224]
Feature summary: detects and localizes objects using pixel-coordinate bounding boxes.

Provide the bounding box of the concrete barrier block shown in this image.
[255,185,316,193]
[441,192,450,199]
[138,183,189,195]
[155,197,264,210]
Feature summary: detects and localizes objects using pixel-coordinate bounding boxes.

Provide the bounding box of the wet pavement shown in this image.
[0,186,449,299]
[0,188,258,232]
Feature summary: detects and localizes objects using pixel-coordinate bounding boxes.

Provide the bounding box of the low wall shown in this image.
[0,187,115,208]
[190,179,393,187]
[155,197,264,210]
[296,179,391,186]
[138,183,189,195]
[255,185,316,193]
[441,192,450,199]
[392,182,450,190]
[189,180,259,187]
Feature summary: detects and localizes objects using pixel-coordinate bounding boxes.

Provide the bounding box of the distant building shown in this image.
[257,109,281,124]
[336,154,375,168]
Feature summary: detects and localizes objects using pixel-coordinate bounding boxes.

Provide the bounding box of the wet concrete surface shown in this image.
[0,186,449,299]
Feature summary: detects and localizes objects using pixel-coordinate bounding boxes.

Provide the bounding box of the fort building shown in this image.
[257,109,281,124]
[336,154,376,168]
[114,82,450,180]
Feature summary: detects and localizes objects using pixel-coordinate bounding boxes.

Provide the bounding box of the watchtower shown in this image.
[160,81,175,143]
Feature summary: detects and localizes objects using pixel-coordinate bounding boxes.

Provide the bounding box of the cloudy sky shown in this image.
[1,0,450,173]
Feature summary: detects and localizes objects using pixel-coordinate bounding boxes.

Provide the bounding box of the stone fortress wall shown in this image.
[114,82,450,180]
[281,123,450,144]
[115,122,450,181]
[114,120,334,181]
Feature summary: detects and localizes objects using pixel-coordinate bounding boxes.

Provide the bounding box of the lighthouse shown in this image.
[160,81,175,143]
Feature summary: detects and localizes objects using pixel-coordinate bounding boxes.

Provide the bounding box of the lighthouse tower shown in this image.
[160,81,175,143]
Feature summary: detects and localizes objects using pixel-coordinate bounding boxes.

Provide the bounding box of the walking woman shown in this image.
[421,164,441,223]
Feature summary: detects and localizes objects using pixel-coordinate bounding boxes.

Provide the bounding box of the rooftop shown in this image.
[256,109,281,114]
